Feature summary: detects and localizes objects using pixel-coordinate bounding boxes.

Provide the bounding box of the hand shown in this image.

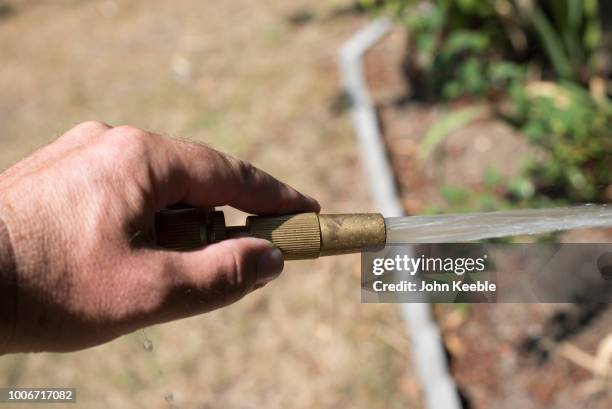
[0,122,319,353]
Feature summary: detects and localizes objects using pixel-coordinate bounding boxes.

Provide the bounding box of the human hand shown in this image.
[0,122,319,353]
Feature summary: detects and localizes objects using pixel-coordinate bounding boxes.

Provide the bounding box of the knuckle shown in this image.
[231,157,258,184]
[79,120,110,130]
[217,245,251,296]
[103,126,152,159]
[59,121,110,143]
[110,125,150,143]
[72,120,110,133]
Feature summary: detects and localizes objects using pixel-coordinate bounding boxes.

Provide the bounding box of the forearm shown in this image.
[0,211,18,354]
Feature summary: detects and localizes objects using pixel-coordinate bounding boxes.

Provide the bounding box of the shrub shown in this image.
[361,0,611,206]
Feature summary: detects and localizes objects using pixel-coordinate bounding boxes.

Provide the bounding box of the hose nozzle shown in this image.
[155,209,386,260]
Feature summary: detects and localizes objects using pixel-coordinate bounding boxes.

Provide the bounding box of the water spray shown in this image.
[155,206,612,259]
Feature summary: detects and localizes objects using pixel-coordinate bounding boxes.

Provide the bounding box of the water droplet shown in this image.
[164,392,174,403]
[143,338,154,351]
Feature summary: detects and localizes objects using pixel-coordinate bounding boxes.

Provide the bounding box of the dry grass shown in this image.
[0,1,422,408]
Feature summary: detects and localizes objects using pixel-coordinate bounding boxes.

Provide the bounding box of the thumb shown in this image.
[177,237,284,308]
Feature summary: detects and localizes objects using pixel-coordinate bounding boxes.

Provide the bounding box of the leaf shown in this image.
[442,30,489,54]
[530,6,575,81]
[418,105,490,160]
[564,0,583,62]
[441,185,470,205]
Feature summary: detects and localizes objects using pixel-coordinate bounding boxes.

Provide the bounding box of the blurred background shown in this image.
[0,1,418,408]
[0,0,610,408]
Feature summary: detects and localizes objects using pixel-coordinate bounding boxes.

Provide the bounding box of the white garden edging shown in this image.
[339,18,462,409]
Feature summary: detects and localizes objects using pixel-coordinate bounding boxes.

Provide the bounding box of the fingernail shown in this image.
[257,247,284,285]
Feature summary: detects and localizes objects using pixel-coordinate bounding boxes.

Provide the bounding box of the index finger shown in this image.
[153,137,320,215]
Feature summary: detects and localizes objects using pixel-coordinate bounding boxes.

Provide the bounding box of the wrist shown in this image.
[0,211,18,354]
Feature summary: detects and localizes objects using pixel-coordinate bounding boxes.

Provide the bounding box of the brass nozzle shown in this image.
[155,209,386,260]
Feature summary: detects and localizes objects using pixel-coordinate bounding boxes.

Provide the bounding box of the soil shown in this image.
[365,27,612,409]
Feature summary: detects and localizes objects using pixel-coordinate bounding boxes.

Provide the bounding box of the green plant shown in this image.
[361,0,606,100]
[506,81,612,202]
[530,0,602,81]
[362,0,611,207]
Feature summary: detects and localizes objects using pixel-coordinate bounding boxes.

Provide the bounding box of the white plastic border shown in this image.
[339,18,462,409]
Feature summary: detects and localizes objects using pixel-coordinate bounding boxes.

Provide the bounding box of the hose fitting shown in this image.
[155,209,386,260]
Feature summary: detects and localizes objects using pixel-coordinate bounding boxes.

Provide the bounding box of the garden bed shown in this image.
[364,28,612,409]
